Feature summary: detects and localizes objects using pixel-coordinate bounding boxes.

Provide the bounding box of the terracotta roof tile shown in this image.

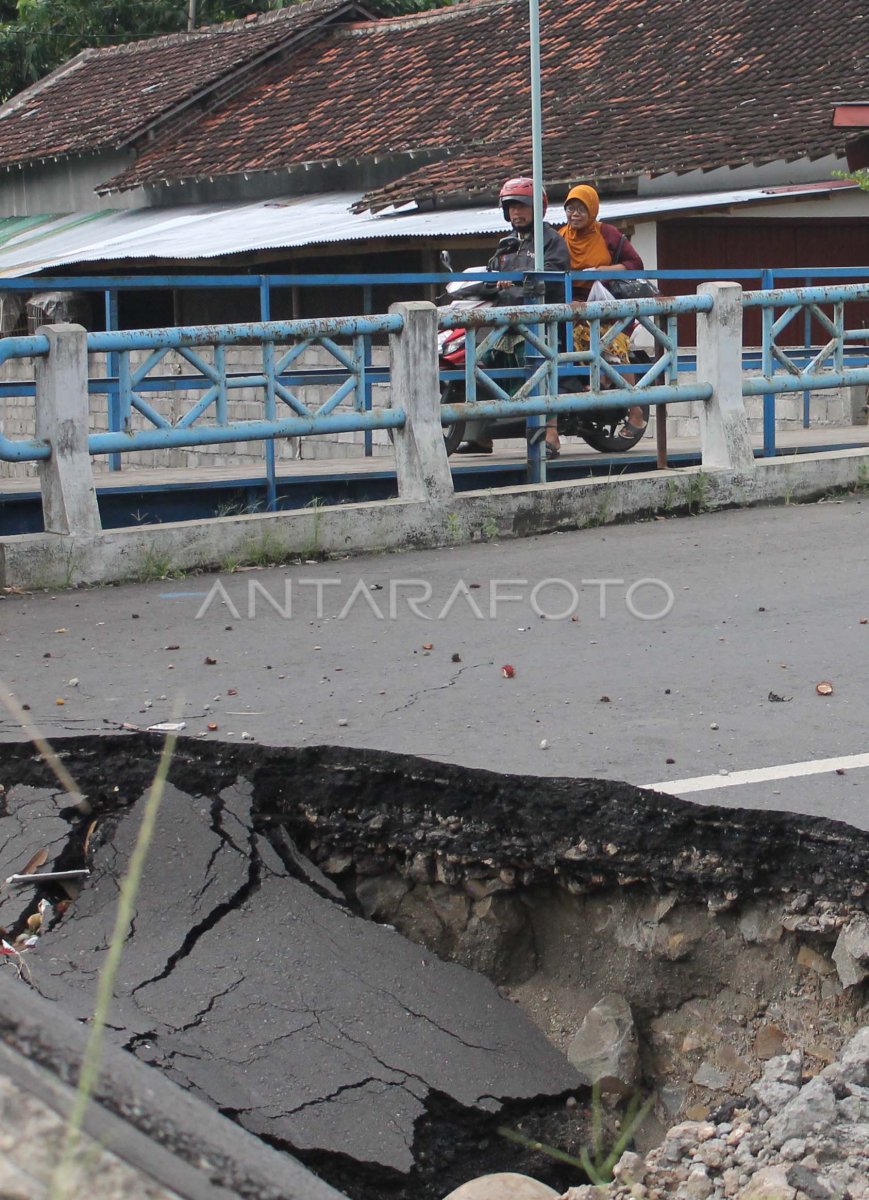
[5,0,868,206]
[0,0,367,168]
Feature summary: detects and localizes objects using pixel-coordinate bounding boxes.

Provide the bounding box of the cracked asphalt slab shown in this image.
[1,760,579,1181]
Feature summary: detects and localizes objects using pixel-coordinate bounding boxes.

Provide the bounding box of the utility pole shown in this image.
[529,0,544,269]
[187,0,197,32]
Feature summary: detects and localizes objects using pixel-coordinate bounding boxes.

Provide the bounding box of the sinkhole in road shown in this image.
[1,735,868,1200]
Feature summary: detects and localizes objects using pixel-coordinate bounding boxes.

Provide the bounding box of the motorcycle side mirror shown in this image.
[439,250,453,272]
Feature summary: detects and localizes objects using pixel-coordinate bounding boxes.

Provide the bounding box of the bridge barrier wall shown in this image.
[2,281,869,589]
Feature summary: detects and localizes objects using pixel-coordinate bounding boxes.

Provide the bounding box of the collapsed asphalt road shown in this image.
[2,735,869,1199]
[1,735,581,1198]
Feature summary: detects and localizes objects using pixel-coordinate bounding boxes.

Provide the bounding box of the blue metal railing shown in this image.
[0,286,712,475]
[3,275,869,493]
[742,282,869,454]
[437,292,713,426]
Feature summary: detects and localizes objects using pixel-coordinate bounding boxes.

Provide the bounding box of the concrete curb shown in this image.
[1,448,867,590]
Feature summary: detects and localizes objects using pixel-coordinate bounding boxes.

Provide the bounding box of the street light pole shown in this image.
[529,0,544,270]
[526,0,547,481]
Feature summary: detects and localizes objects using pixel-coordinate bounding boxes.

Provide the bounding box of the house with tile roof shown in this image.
[0,0,867,318]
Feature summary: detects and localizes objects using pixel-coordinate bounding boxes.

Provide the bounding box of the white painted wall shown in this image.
[0,154,146,216]
[639,155,847,196]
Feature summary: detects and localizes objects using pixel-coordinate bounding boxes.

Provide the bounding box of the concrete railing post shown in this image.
[388,301,454,502]
[696,282,754,473]
[35,324,102,535]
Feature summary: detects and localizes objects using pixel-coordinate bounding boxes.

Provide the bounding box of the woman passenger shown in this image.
[549,184,647,454]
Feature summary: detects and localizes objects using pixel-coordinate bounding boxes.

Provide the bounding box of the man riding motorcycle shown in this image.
[455,176,570,456]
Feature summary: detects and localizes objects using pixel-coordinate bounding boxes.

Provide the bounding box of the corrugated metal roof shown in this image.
[0,182,857,278]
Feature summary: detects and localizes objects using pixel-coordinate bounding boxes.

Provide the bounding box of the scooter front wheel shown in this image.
[441,382,466,456]
[388,382,466,455]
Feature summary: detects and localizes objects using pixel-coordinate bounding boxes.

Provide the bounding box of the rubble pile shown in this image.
[567,1030,869,1200]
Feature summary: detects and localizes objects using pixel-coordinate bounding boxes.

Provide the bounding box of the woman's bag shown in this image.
[608,233,659,299]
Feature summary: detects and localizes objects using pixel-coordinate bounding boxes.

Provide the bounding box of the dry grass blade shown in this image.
[48,720,180,1200]
[0,677,81,800]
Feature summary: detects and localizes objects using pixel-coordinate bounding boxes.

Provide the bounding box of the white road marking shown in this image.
[643,751,869,795]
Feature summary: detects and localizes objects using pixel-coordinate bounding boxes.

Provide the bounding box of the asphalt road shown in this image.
[2,495,868,830]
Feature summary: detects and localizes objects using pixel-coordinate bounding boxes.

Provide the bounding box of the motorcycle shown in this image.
[437,261,651,455]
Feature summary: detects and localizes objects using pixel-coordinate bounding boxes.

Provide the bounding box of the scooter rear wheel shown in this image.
[578,405,650,454]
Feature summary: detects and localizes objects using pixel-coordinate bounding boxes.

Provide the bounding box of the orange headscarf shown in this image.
[559,185,611,270]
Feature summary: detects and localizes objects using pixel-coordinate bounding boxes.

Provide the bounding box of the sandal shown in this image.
[545,443,560,460]
[616,422,647,442]
[456,440,494,454]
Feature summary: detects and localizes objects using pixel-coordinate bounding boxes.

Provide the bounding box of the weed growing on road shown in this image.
[497,1082,653,1187]
[135,546,177,582]
[580,1082,654,1185]
[663,471,711,516]
[302,496,325,558]
[248,529,289,568]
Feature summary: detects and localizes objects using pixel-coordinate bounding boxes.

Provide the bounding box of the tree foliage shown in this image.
[0,0,448,102]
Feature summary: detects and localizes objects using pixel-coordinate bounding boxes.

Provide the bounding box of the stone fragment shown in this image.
[750,1079,799,1113]
[838,1025,869,1086]
[754,1023,787,1060]
[721,1166,741,1197]
[831,913,869,988]
[443,1174,559,1200]
[566,993,640,1094]
[786,1163,834,1199]
[682,1166,714,1199]
[767,1076,837,1148]
[695,1137,726,1169]
[691,1062,731,1090]
[762,1050,803,1086]
[613,1150,646,1184]
[739,1165,796,1200]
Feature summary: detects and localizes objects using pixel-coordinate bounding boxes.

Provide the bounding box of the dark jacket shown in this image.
[487,223,572,305]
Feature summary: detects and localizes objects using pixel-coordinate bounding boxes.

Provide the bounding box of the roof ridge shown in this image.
[72,0,360,59]
[344,0,512,32]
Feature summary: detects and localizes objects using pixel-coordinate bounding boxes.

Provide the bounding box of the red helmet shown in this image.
[499,176,548,220]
